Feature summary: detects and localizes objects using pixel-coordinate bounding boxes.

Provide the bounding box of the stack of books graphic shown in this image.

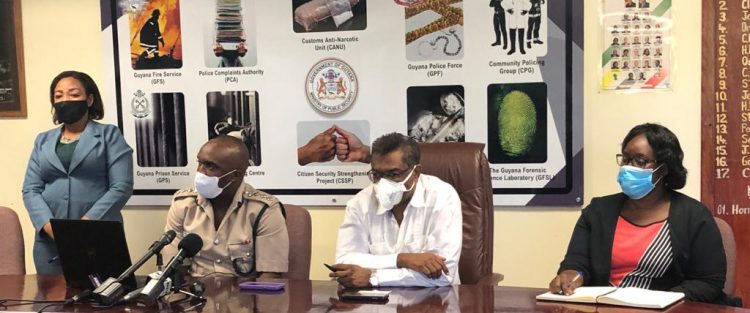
[216,0,244,48]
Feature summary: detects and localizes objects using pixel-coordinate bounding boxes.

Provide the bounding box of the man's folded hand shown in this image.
[397,253,449,279]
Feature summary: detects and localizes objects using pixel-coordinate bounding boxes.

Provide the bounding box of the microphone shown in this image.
[139,233,203,305]
[150,230,176,271]
[93,230,177,305]
[148,230,178,255]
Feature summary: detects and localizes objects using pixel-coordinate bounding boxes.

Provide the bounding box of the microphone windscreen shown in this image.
[178,233,203,257]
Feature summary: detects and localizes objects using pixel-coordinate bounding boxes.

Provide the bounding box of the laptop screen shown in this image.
[50,219,136,290]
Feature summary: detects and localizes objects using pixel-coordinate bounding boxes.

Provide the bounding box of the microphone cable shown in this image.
[0,298,65,309]
[35,303,59,313]
[35,289,91,313]
[0,299,63,306]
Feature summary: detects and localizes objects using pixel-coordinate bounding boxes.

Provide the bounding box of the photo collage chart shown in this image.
[100,0,583,205]
[601,0,672,91]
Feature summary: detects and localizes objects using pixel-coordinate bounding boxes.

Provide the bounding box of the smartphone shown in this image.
[340,290,390,303]
[324,263,336,272]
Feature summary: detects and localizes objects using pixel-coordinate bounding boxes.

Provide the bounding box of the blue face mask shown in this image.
[617,165,663,199]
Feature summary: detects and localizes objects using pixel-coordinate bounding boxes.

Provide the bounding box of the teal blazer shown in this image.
[22,121,133,274]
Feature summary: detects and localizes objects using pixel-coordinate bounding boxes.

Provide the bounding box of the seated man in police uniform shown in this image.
[163,136,288,278]
[330,132,462,287]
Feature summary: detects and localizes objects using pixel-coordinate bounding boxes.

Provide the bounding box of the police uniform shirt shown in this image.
[163,182,289,276]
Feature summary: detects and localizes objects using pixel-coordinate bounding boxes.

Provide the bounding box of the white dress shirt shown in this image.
[335,174,462,287]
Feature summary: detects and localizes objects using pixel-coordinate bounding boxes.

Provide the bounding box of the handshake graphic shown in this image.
[297,124,371,166]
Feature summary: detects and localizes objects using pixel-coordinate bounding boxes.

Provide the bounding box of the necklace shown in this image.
[60,133,81,144]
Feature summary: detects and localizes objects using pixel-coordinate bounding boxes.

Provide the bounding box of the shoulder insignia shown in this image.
[173,187,198,201]
[243,189,280,207]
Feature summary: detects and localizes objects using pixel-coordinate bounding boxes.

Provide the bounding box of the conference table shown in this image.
[0,275,746,313]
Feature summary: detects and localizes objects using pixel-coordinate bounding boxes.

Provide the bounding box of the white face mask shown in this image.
[374,167,417,210]
[194,169,236,199]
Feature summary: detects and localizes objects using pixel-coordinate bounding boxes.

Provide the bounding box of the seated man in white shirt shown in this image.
[330,132,462,287]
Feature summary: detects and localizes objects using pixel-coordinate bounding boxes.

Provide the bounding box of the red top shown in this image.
[610,216,670,287]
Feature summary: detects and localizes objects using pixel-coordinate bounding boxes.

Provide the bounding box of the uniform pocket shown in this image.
[228,243,255,276]
[228,243,253,262]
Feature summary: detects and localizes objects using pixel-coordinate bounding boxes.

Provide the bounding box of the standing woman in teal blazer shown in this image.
[22,71,133,274]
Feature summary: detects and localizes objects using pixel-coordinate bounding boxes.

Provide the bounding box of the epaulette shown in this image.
[243,189,279,207]
[172,187,198,201]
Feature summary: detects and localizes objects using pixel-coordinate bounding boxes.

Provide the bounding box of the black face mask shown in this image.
[53,100,88,124]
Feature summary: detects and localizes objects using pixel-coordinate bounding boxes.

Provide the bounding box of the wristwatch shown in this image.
[368,269,379,287]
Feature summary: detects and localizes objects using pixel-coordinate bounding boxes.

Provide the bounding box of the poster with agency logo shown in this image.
[600,0,672,91]
[100,0,583,206]
[127,0,183,70]
[405,1,464,61]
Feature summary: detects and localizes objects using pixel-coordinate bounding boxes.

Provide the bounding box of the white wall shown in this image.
[0,0,701,288]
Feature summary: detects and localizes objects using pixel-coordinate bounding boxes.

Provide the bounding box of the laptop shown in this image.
[50,219,136,290]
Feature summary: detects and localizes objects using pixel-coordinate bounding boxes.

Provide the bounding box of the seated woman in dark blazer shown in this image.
[548,123,728,304]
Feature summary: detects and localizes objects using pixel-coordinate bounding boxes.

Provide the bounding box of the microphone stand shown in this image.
[92,244,158,305]
[139,250,187,305]
[138,233,203,306]
[171,270,206,309]
[149,264,204,307]
[156,252,164,272]
[93,233,175,305]
[170,267,184,295]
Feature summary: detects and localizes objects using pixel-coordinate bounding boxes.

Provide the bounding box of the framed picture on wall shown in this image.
[0,0,26,118]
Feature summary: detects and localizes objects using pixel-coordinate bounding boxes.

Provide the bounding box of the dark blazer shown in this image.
[22,121,133,274]
[558,191,726,303]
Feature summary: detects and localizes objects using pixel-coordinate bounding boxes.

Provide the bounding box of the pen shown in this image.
[559,271,583,295]
[48,256,59,264]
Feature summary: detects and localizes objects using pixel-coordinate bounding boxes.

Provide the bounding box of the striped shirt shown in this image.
[610,216,673,289]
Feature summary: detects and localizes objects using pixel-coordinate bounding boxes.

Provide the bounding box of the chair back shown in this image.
[0,206,25,275]
[714,217,736,294]
[282,203,312,280]
[418,142,494,284]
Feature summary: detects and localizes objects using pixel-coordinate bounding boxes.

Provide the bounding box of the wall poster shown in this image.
[100,0,583,206]
[0,0,26,117]
[600,0,672,91]
[702,0,750,306]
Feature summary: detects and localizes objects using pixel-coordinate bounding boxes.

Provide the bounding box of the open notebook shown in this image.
[536,287,685,309]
